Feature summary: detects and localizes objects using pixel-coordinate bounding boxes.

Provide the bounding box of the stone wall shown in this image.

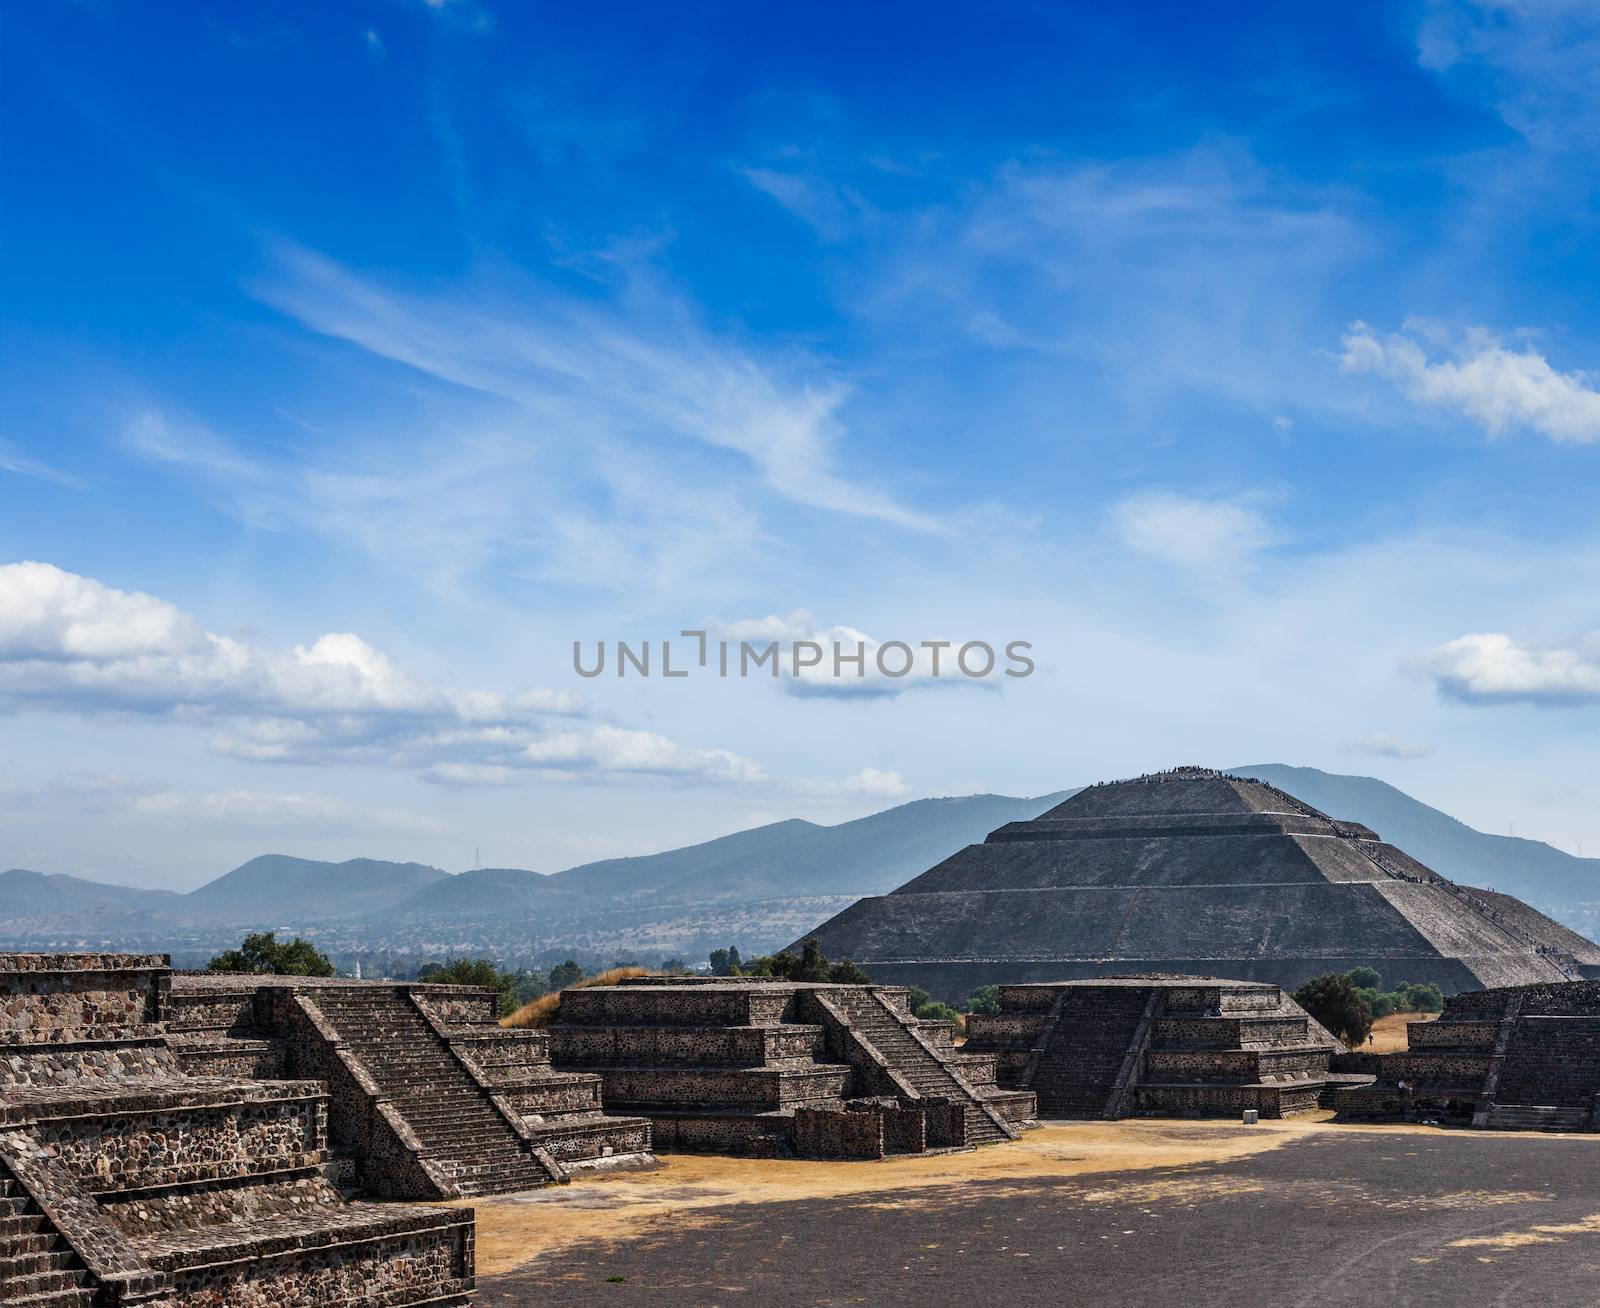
[793,1105,884,1159]
[27,1088,325,1194]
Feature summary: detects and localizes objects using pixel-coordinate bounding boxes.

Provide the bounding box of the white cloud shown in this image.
[1421,631,1600,706]
[792,767,912,800]
[711,610,1013,699]
[1340,322,1600,444]
[1345,732,1436,759]
[0,562,767,786]
[1108,491,1276,573]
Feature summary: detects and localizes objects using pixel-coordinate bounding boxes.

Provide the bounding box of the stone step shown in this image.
[0,1232,55,1257]
[0,1249,74,1279]
[1,1269,90,1298]
[0,1215,49,1240]
[4,1289,97,1308]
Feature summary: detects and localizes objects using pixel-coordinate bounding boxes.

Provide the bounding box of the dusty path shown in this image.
[467,1121,1600,1307]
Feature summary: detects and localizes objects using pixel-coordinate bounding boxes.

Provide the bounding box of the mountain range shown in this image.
[3,766,1595,965]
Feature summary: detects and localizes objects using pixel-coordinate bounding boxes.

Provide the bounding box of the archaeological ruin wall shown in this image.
[964,977,1360,1119]
[545,979,1034,1159]
[166,973,653,1199]
[0,953,474,1308]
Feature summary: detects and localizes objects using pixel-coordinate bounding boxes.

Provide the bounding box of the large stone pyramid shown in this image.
[798,767,1600,1002]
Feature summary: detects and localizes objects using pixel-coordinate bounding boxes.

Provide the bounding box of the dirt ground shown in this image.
[464,1120,1600,1308]
[449,1118,1309,1275]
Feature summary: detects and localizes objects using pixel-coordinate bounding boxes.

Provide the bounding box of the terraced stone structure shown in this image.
[0,952,473,1308]
[964,977,1351,1118]
[799,767,1600,1002]
[1338,980,1600,1132]
[167,973,652,1199]
[546,979,1035,1157]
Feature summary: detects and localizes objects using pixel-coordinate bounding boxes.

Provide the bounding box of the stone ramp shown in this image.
[816,989,1018,1145]
[306,986,561,1197]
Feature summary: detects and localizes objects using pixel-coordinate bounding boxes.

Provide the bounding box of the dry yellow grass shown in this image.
[1365,1010,1438,1053]
[501,966,655,1028]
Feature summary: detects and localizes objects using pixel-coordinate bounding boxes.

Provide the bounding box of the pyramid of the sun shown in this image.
[798,767,1600,1002]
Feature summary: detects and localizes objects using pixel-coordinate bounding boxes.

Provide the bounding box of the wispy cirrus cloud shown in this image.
[254,245,937,532]
[1340,322,1600,444]
[1421,631,1600,706]
[1418,0,1600,150]
[0,437,84,489]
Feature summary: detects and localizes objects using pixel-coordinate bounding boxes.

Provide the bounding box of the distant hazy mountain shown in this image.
[0,868,179,915]
[182,855,449,921]
[1232,764,1599,906]
[551,793,1079,903]
[385,794,1075,923]
[3,767,1594,961]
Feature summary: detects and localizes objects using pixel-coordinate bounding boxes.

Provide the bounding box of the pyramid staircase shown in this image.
[1025,987,1151,1117]
[820,989,1018,1145]
[0,1164,94,1308]
[307,987,560,1196]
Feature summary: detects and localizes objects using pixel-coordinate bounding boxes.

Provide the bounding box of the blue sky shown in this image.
[3,0,1598,889]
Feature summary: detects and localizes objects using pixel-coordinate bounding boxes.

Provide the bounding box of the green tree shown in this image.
[1293,973,1374,1046]
[965,984,1002,1016]
[208,931,335,977]
[1396,981,1444,1013]
[1347,966,1383,991]
[708,947,743,976]
[548,959,585,991]
[1356,986,1398,1020]
[916,1000,961,1023]
[417,958,520,1016]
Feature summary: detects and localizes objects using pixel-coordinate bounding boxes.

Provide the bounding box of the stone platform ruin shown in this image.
[166,973,653,1199]
[545,979,1036,1158]
[0,953,474,1308]
[964,977,1357,1119]
[1337,980,1600,1131]
[798,767,1600,1002]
